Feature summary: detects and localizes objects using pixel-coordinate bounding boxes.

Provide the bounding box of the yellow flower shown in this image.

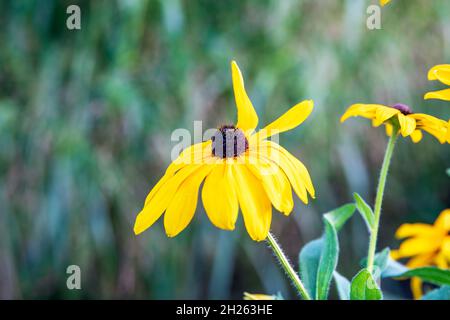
[425,64,450,102]
[340,103,449,144]
[243,292,276,300]
[380,0,391,6]
[391,209,450,299]
[133,61,315,241]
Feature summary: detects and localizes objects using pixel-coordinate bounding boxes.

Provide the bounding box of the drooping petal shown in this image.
[252,100,313,141]
[340,104,380,123]
[434,209,450,231]
[397,236,444,257]
[258,141,314,203]
[201,164,238,230]
[232,164,272,241]
[164,166,213,237]
[427,64,450,81]
[405,252,435,268]
[410,277,423,300]
[385,123,393,136]
[247,155,293,215]
[134,164,202,235]
[424,89,450,101]
[412,114,448,144]
[373,106,399,127]
[397,114,416,137]
[410,130,423,143]
[145,141,211,206]
[395,223,437,239]
[434,251,449,269]
[231,61,258,133]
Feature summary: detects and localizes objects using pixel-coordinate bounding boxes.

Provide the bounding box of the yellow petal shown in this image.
[406,252,435,268]
[243,292,276,300]
[397,114,416,137]
[380,0,391,6]
[232,164,272,241]
[412,113,448,144]
[427,64,450,81]
[385,123,393,137]
[434,69,450,86]
[247,155,293,215]
[397,236,443,257]
[134,164,202,235]
[373,106,399,127]
[410,130,423,143]
[434,209,450,231]
[441,236,450,260]
[258,141,314,203]
[434,251,449,269]
[201,164,238,230]
[164,166,213,237]
[424,89,450,101]
[395,223,437,239]
[231,61,258,133]
[411,277,423,300]
[252,100,313,141]
[340,104,380,123]
[145,141,211,206]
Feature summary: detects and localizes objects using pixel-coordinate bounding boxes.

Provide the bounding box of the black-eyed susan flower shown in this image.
[391,209,450,299]
[340,103,449,144]
[425,64,450,102]
[134,61,315,241]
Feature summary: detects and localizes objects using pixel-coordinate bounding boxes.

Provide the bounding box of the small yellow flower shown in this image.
[243,292,276,300]
[391,209,450,299]
[380,0,391,6]
[340,103,449,144]
[134,61,315,241]
[425,64,450,102]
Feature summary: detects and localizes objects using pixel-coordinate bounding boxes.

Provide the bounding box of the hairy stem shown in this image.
[367,132,398,274]
[266,232,311,300]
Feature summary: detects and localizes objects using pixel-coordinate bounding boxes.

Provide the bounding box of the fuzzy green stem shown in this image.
[367,132,398,274]
[266,232,311,300]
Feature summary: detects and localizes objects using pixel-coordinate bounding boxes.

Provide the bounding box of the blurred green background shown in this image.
[0,0,449,299]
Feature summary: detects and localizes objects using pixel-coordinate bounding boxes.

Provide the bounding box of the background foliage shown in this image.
[0,0,449,299]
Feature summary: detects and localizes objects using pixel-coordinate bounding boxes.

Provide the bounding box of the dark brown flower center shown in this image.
[391,103,413,115]
[211,125,248,158]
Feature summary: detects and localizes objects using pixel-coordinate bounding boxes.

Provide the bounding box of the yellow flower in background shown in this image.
[243,292,276,300]
[391,209,450,299]
[425,64,450,101]
[340,103,449,144]
[380,0,391,6]
[133,61,315,241]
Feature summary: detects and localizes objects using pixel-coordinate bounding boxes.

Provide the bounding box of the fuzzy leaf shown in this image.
[353,193,375,230]
[299,204,356,300]
[421,286,450,300]
[350,268,383,300]
[333,271,351,300]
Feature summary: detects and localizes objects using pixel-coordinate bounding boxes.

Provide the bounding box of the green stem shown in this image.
[266,232,311,300]
[366,132,398,274]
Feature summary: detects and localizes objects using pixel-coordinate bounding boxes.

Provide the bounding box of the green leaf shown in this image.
[360,247,391,279]
[393,267,450,286]
[323,203,356,232]
[299,239,323,299]
[299,203,356,300]
[315,216,339,300]
[381,257,408,277]
[353,193,374,230]
[421,286,450,300]
[333,271,350,300]
[350,269,383,300]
